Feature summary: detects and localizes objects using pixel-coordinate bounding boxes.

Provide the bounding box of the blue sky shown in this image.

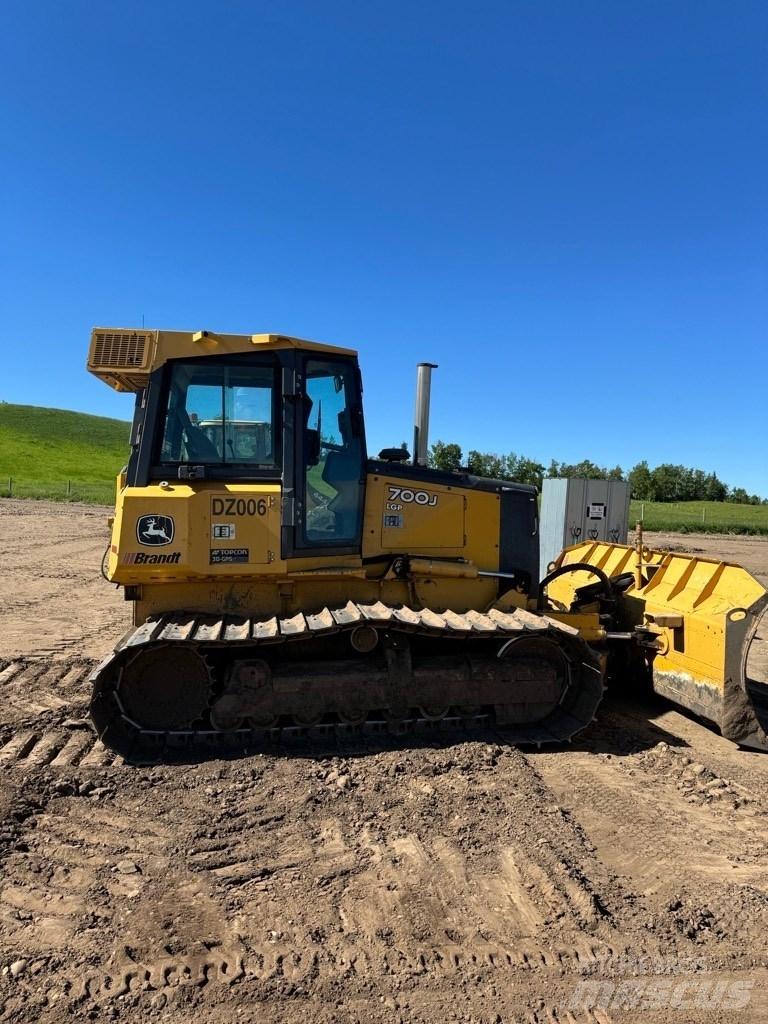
[1,1,766,495]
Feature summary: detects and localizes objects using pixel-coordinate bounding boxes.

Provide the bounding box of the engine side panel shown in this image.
[362,464,539,594]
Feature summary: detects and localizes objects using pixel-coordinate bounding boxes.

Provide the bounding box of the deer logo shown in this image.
[136,514,175,546]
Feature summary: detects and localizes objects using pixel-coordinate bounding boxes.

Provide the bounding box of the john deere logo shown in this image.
[136,514,175,546]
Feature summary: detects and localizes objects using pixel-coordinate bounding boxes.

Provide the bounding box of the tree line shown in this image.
[426,441,766,505]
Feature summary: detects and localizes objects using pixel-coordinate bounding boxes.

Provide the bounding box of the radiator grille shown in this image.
[91,331,149,368]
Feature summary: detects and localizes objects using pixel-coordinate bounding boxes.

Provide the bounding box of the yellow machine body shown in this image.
[107,475,512,623]
[86,326,767,758]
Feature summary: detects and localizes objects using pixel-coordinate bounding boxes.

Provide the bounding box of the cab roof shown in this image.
[87,327,358,393]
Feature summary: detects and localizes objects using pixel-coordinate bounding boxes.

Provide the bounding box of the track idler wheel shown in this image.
[494,636,567,725]
[494,633,603,743]
[419,705,450,721]
[119,645,212,730]
[248,712,279,728]
[337,706,367,725]
[210,659,274,731]
[209,706,244,732]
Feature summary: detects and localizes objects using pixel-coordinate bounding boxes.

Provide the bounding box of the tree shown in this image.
[650,464,683,502]
[546,458,625,482]
[579,460,607,478]
[420,441,762,503]
[510,455,545,488]
[466,450,505,479]
[428,440,463,473]
[689,469,707,501]
[728,487,749,505]
[703,472,727,502]
[627,461,653,500]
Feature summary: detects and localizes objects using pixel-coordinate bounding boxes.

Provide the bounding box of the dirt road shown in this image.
[0,500,767,1023]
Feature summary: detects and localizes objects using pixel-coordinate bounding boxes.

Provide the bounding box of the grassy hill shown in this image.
[631,499,768,535]
[0,403,130,503]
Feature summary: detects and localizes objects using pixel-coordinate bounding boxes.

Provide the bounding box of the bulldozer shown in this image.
[86,327,768,761]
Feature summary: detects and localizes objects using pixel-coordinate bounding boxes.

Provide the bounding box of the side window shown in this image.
[303,360,364,545]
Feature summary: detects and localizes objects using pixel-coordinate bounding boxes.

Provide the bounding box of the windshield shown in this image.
[160,361,278,466]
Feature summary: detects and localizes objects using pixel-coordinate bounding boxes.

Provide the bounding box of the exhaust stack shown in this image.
[413,362,438,466]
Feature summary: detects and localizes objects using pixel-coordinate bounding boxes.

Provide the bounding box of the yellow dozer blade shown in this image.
[547,541,768,751]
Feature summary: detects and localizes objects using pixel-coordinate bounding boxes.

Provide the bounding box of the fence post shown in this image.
[8,477,11,496]
[640,502,644,522]
[67,479,71,497]
[702,506,706,524]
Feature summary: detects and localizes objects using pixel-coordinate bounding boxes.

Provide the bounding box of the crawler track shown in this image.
[90,601,604,763]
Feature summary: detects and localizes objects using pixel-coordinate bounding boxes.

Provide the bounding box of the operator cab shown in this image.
[125,349,367,556]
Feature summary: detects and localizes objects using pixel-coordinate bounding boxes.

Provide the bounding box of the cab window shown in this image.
[302,359,364,545]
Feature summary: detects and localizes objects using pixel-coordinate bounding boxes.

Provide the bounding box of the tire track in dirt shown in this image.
[0,585,127,660]
[1,536,106,563]
[1,739,760,1022]
[0,776,246,1015]
[604,695,768,791]
[29,617,128,660]
[0,691,671,1006]
[530,744,768,958]
[0,659,95,733]
[0,728,119,770]
[0,746,626,1021]
[0,579,102,618]
[1,658,765,1015]
[177,745,651,994]
[0,659,129,774]
[531,748,768,884]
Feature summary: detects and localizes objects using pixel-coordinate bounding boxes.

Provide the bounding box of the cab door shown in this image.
[294,355,366,554]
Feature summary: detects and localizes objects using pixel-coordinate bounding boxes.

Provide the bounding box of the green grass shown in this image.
[631,499,768,536]
[0,402,130,505]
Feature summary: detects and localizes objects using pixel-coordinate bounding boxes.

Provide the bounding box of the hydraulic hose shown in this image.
[100,543,111,582]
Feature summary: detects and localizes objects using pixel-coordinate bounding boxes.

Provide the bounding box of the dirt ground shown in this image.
[0,499,767,1024]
